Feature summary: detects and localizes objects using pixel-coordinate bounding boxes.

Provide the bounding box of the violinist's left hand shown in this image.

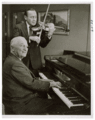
[47,23,55,37]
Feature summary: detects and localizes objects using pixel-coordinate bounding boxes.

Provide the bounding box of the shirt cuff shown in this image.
[47,35,52,39]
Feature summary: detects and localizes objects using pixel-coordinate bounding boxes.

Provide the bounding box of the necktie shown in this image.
[29,26,33,35]
[29,26,33,43]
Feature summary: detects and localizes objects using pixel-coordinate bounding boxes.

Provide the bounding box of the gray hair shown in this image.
[10,36,27,53]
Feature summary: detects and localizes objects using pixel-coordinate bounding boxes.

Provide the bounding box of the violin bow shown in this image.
[39,4,50,38]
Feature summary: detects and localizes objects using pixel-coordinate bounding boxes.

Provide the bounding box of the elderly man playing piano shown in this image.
[3,36,65,115]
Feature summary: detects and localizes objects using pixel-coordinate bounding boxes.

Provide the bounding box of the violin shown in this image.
[31,22,65,36]
[32,4,50,38]
[31,24,49,32]
[31,4,65,36]
[30,23,50,37]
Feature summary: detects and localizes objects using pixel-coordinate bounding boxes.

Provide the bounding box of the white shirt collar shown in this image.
[26,21,30,28]
[26,21,30,34]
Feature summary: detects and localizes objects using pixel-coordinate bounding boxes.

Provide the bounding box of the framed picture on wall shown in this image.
[38,9,70,35]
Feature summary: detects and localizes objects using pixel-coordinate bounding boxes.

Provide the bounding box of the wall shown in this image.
[40,4,90,63]
[2,5,11,61]
[2,4,90,115]
[3,4,90,63]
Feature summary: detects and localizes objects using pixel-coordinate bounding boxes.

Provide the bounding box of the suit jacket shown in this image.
[13,22,51,69]
[3,53,50,113]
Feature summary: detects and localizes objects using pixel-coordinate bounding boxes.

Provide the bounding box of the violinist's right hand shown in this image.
[29,36,41,44]
[38,22,45,29]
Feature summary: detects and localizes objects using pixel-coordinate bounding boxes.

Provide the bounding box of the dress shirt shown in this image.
[26,21,30,35]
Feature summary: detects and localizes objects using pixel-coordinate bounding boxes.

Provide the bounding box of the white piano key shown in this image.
[39,72,48,79]
[39,72,84,108]
[39,72,52,99]
[52,87,74,108]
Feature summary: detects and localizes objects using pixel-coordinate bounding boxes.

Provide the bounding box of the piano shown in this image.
[39,51,91,115]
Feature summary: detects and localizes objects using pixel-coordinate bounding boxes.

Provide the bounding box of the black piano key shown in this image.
[68,96,82,99]
[69,98,82,101]
[59,87,68,90]
[70,99,83,102]
[61,90,71,93]
[59,86,88,106]
[61,88,77,94]
[67,95,87,103]
[63,92,78,96]
[71,100,86,104]
[64,94,79,97]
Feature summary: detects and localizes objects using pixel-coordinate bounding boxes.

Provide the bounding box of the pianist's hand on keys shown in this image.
[39,79,54,82]
[50,81,62,89]
[39,72,62,89]
[39,78,62,89]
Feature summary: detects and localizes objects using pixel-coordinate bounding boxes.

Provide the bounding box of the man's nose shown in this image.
[33,17,36,20]
[23,46,28,51]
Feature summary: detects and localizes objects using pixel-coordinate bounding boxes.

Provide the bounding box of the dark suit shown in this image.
[13,22,51,70]
[3,53,53,114]
[3,53,67,115]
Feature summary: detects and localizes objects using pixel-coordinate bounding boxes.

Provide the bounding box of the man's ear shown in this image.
[11,46,14,50]
[10,46,14,53]
[24,15,27,21]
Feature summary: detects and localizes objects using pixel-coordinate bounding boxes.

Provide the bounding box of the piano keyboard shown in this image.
[39,72,87,109]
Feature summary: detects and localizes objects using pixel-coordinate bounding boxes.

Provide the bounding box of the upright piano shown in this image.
[39,51,91,115]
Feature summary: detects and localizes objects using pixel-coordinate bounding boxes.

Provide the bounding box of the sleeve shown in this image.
[39,30,52,48]
[11,62,50,92]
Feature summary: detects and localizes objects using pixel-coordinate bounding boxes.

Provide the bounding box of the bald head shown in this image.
[10,36,28,60]
[10,36,27,47]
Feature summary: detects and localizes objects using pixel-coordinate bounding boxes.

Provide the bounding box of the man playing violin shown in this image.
[13,8,55,75]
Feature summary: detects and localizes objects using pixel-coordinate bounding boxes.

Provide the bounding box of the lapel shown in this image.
[21,22,29,41]
[9,53,36,78]
[10,53,30,73]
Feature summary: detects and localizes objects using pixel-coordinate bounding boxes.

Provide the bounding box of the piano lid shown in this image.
[76,51,90,57]
[58,57,90,76]
[63,50,90,58]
